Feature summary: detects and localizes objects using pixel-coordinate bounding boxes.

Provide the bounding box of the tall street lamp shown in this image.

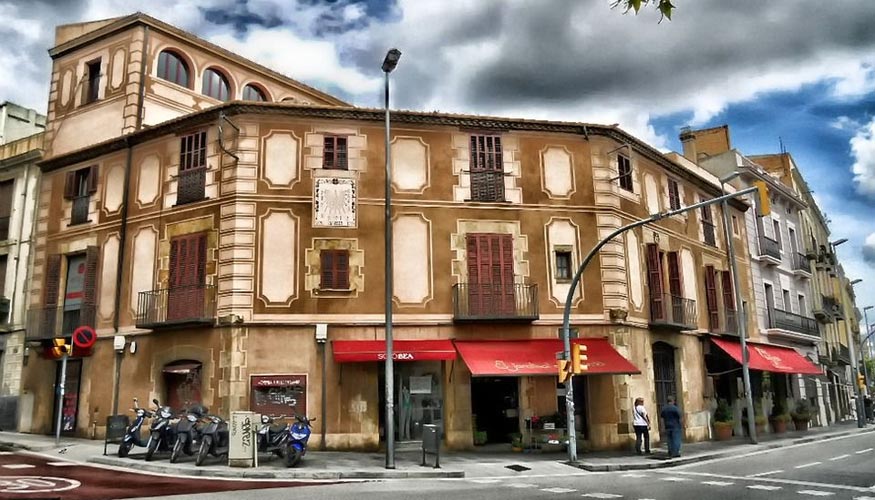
[863,304,873,396]
[719,172,757,443]
[833,239,864,427]
[382,47,401,470]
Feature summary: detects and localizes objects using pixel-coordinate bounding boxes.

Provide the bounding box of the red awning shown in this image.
[711,337,822,375]
[454,338,640,377]
[332,340,456,363]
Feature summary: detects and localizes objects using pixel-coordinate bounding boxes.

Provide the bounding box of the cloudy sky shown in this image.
[2,0,874,321]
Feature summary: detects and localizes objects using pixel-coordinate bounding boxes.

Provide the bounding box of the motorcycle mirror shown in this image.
[152,398,160,406]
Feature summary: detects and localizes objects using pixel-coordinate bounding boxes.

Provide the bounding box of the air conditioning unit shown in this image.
[0,297,10,324]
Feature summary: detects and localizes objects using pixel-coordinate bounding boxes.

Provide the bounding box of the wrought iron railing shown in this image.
[452,283,538,321]
[769,307,820,337]
[792,252,810,273]
[702,221,716,247]
[176,167,207,205]
[758,236,781,260]
[26,304,96,341]
[0,216,9,240]
[822,294,842,319]
[71,195,90,225]
[724,307,738,335]
[136,284,216,329]
[834,345,851,364]
[650,293,698,329]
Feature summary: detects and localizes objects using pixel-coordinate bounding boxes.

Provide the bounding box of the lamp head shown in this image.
[382,48,402,73]
[851,279,863,286]
[865,306,874,312]
[831,238,848,247]
[719,171,741,184]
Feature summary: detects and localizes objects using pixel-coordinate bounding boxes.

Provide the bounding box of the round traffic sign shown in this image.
[72,325,97,349]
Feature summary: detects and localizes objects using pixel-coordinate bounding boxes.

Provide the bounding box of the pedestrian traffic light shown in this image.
[558,359,570,384]
[753,181,771,217]
[571,344,588,374]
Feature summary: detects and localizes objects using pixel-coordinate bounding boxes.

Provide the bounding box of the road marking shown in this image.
[2,464,35,469]
[795,462,822,469]
[855,448,873,454]
[581,494,622,499]
[748,485,783,491]
[664,471,871,492]
[542,487,577,493]
[829,454,850,461]
[798,490,835,497]
[622,473,648,478]
[0,452,13,455]
[505,483,538,488]
[748,469,783,477]
[660,477,690,482]
[47,462,77,467]
[701,481,734,486]
[470,479,502,484]
[852,497,875,500]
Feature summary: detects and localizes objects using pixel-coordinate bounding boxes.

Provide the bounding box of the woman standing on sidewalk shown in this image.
[632,397,651,455]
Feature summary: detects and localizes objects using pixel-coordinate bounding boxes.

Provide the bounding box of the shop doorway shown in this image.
[652,342,678,433]
[163,360,203,411]
[52,358,82,435]
[471,377,519,444]
[377,361,444,443]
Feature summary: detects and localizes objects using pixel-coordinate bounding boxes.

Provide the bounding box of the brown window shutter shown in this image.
[320,251,335,289]
[336,250,349,289]
[196,234,207,284]
[337,137,348,170]
[81,246,99,327]
[169,238,180,287]
[667,251,682,298]
[87,166,99,194]
[704,265,719,329]
[720,270,734,309]
[0,180,13,218]
[646,244,664,320]
[64,172,76,199]
[43,254,62,307]
[323,136,335,169]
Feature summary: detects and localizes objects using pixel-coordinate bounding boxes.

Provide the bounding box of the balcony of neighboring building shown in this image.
[766,307,821,341]
[26,304,95,341]
[452,282,539,322]
[135,284,217,329]
[814,294,842,324]
[791,252,812,278]
[833,344,851,365]
[649,293,698,330]
[757,235,782,265]
[0,296,10,327]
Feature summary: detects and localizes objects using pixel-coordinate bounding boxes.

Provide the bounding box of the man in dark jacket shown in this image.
[660,395,683,458]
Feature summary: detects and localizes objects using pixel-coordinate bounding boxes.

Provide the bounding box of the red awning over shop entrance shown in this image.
[454,338,640,377]
[332,340,456,363]
[711,337,822,375]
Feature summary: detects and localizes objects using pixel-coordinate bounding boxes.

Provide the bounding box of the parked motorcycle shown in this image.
[118,398,153,458]
[257,414,289,459]
[144,398,176,461]
[284,414,315,467]
[195,414,230,466]
[170,404,208,463]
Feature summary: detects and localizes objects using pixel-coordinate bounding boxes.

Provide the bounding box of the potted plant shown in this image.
[770,399,790,434]
[713,399,734,441]
[791,399,812,431]
[510,433,524,452]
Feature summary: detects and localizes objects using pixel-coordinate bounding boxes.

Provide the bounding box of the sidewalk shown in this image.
[1,423,872,479]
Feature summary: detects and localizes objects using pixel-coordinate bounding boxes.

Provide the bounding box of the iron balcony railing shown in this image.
[0,216,9,240]
[758,236,781,260]
[792,252,811,273]
[724,307,738,335]
[71,195,90,225]
[702,221,717,247]
[834,345,851,365]
[26,304,96,341]
[822,294,843,319]
[468,170,506,203]
[176,167,207,205]
[650,293,698,329]
[769,307,820,337]
[452,283,538,322]
[136,284,217,329]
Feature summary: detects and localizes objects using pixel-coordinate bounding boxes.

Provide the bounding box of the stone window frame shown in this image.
[305,238,364,298]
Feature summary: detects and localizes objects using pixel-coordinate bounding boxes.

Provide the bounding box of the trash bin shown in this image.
[421,423,440,468]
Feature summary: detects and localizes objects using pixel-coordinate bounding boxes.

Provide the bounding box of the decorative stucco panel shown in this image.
[541,146,575,199]
[391,137,429,193]
[392,214,432,305]
[262,131,300,188]
[258,210,298,306]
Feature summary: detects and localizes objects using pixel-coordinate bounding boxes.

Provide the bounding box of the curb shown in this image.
[87,456,465,479]
[568,427,875,472]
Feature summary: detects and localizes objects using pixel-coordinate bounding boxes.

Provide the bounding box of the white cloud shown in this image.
[850,117,875,199]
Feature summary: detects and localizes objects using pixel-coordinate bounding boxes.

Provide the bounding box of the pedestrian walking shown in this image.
[632,397,651,455]
[660,395,683,458]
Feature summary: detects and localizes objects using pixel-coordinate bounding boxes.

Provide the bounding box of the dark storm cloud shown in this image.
[201,0,283,35]
[865,241,875,267]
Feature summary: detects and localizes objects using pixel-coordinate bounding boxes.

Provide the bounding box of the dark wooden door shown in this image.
[168,233,206,321]
[652,342,677,431]
[466,233,514,316]
[646,244,664,321]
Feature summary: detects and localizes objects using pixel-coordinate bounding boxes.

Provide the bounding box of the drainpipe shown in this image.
[8,156,35,326]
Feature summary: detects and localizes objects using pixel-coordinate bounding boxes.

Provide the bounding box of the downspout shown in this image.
[8,155,35,327]
[111,24,149,417]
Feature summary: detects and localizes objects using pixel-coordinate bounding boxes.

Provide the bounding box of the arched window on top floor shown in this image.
[156,50,191,88]
[202,68,231,101]
[242,84,267,102]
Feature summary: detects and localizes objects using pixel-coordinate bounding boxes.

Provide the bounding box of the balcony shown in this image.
[136,284,217,329]
[26,305,96,341]
[649,294,698,330]
[71,195,90,225]
[791,252,812,278]
[814,295,841,323]
[758,236,781,265]
[0,216,8,240]
[452,283,538,322]
[702,221,716,247]
[767,307,820,339]
[833,345,851,365]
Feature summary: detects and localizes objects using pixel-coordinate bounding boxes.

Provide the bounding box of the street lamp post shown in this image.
[833,239,864,427]
[863,305,873,396]
[720,173,757,444]
[382,47,401,470]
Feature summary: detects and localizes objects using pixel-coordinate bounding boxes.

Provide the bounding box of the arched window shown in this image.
[202,68,231,101]
[156,50,190,88]
[242,84,267,102]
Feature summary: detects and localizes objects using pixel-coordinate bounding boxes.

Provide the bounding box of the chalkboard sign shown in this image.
[103,415,129,455]
[250,374,307,417]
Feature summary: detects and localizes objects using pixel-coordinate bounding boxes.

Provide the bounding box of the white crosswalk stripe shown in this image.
[505,483,538,488]
[852,497,875,500]
[622,473,648,478]
[795,462,822,469]
[747,485,782,491]
[470,479,501,484]
[2,464,35,469]
[0,451,13,455]
[855,448,873,454]
[660,477,690,482]
[798,490,835,497]
[542,487,577,493]
[701,481,734,487]
[48,461,77,466]
[581,494,623,499]
[828,454,849,461]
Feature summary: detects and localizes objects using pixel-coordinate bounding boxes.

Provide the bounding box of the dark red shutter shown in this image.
[646,243,664,320]
[320,250,349,289]
[81,246,98,327]
[64,172,76,199]
[168,233,207,321]
[320,251,335,289]
[87,166,98,194]
[336,251,349,289]
[466,233,514,315]
[337,137,348,170]
[667,252,682,297]
[0,180,13,218]
[704,265,719,330]
[44,254,62,307]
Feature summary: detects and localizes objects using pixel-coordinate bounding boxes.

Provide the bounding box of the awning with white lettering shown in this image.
[332,340,456,363]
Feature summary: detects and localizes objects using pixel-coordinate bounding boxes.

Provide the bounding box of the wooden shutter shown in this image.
[323,136,348,170]
[64,172,76,199]
[81,246,99,327]
[469,135,504,202]
[667,252,682,297]
[44,254,62,307]
[646,244,664,320]
[668,179,680,209]
[0,255,7,295]
[320,250,349,289]
[704,265,719,329]
[720,270,734,310]
[323,136,335,169]
[466,233,514,314]
[87,166,98,194]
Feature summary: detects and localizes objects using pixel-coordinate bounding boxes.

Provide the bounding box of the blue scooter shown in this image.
[118,398,153,458]
[284,414,315,467]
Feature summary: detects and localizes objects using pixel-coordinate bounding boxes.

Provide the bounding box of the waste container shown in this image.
[421,423,440,468]
[228,411,259,467]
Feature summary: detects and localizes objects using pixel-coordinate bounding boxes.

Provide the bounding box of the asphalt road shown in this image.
[135,431,875,500]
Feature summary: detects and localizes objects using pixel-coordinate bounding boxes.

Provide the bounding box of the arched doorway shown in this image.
[652,342,678,427]
[163,360,203,411]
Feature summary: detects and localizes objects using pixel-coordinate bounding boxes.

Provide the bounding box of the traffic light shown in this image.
[571,344,588,374]
[558,359,570,384]
[52,338,72,357]
[753,181,771,217]
[859,373,866,390]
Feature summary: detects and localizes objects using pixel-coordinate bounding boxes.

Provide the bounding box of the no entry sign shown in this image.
[72,326,96,349]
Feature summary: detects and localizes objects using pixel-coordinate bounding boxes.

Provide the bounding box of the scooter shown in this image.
[144,398,176,461]
[170,404,208,463]
[118,398,153,458]
[257,414,289,459]
[195,414,230,466]
[284,414,315,467]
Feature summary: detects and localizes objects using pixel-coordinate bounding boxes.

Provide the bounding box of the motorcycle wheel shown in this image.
[145,436,160,462]
[170,438,184,463]
[195,435,212,466]
[285,446,301,468]
[117,440,132,458]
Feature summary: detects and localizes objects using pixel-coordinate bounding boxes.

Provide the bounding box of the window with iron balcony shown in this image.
[64,166,97,225]
[177,131,207,205]
[469,135,505,202]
